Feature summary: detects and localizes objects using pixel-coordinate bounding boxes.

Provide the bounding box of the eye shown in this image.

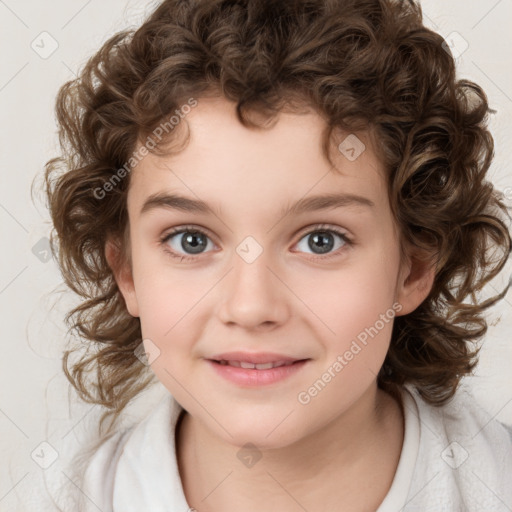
[160,223,353,262]
[160,226,215,261]
[293,225,352,259]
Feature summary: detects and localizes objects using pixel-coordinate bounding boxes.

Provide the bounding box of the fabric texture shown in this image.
[61,382,512,512]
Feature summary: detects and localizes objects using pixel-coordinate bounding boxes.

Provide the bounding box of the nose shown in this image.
[216,246,290,330]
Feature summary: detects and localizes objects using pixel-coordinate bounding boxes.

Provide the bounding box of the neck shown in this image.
[176,384,404,512]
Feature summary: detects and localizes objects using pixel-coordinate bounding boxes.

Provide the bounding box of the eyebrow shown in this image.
[140,191,375,217]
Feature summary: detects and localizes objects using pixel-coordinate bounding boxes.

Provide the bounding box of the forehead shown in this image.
[128,96,387,215]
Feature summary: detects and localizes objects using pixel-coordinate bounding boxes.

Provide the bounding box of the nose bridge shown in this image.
[232,241,273,293]
[217,237,289,328]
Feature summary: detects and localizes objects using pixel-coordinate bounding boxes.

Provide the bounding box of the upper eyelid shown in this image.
[297,223,350,236]
[162,224,218,244]
[163,223,350,236]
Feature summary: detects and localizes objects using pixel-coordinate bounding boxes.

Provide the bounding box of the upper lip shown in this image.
[208,351,307,364]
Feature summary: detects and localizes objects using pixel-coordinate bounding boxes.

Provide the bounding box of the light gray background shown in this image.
[1,1,511,510]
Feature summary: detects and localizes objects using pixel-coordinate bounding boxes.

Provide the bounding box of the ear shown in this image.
[395,248,436,316]
[105,237,140,318]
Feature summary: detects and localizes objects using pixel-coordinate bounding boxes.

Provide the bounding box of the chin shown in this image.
[229,433,295,452]
[214,416,305,451]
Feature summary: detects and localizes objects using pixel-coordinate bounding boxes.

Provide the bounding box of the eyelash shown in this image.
[159,223,353,262]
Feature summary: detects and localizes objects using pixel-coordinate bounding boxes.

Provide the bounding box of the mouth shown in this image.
[207,351,309,368]
[210,359,307,370]
[206,352,311,386]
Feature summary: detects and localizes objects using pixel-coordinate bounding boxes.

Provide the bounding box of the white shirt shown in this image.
[47,382,512,512]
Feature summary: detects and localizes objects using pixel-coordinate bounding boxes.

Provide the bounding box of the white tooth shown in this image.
[239,361,256,369]
[255,362,275,370]
[229,361,243,368]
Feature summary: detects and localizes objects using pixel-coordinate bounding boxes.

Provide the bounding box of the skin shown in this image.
[107,96,435,511]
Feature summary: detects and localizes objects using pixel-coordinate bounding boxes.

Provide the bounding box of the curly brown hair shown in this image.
[41,0,511,435]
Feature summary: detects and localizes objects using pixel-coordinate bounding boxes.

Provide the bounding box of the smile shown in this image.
[215,360,296,369]
[207,358,310,386]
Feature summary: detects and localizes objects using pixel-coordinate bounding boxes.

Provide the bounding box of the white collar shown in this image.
[110,385,419,512]
[113,393,189,511]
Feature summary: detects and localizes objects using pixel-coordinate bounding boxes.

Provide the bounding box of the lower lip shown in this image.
[207,359,309,387]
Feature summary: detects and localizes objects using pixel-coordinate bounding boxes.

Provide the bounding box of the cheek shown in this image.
[133,262,214,367]
[137,281,201,340]
[305,256,399,338]
[132,244,198,325]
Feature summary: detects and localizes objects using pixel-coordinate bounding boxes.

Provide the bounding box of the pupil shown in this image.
[309,231,334,254]
[182,232,207,254]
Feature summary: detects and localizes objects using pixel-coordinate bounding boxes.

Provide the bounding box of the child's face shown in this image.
[112,96,432,448]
